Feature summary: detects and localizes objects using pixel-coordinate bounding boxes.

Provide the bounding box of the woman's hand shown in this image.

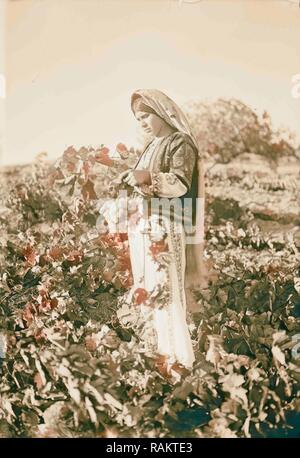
[114,169,152,187]
[124,170,152,187]
[123,171,138,187]
[114,169,132,185]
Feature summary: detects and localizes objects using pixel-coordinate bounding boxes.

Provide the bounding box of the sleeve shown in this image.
[131,173,188,199]
[149,172,188,198]
[150,135,197,198]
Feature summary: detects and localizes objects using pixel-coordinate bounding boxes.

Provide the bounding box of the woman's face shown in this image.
[135,111,166,137]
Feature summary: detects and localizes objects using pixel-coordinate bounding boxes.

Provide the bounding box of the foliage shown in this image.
[184,98,298,163]
[0,102,300,438]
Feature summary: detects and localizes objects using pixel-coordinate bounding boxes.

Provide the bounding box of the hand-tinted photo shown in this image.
[0,0,300,439]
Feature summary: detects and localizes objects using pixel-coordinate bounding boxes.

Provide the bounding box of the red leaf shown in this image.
[22,302,36,325]
[116,254,131,272]
[50,297,59,309]
[23,245,37,267]
[81,179,97,201]
[34,329,46,343]
[118,233,128,242]
[95,147,114,166]
[134,288,148,305]
[116,143,128,159]
[99,233,125,250]
[98,146,109,155]
[48,246,64,261]
[149,240,168,258]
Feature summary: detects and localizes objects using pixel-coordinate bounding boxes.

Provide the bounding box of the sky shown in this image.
[1,0,300,165]
[0,0,5,160]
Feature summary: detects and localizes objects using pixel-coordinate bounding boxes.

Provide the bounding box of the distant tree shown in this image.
[183,98,297,163]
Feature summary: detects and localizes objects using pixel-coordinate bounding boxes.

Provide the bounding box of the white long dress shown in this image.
[124,136,196,369]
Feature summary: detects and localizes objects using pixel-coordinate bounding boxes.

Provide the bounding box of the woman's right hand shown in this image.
[114,169,132,184]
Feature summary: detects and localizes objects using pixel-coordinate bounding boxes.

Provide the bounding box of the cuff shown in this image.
[150,172,161,195]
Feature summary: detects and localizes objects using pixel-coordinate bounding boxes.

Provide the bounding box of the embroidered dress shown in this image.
[102,89,205,370]
[125,132,197,369]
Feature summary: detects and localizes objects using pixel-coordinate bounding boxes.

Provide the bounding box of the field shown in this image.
[0,99,299,438]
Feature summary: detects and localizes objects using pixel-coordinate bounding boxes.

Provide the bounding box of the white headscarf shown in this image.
[131,89,199,155]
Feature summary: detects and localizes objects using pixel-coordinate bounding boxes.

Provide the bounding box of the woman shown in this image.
[115,89,205,375]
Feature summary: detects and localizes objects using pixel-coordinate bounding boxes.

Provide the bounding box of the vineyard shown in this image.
[0,99,299,438]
